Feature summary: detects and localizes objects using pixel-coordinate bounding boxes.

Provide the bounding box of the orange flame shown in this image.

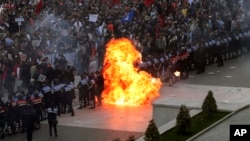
[174,71,180,77]
[101,38,162,106]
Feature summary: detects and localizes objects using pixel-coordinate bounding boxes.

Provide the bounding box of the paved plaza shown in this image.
[3,53,250,141]
[152,53,250,141]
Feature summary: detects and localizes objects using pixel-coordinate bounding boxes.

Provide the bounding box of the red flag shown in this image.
[111,0,120,6]
[35,0,43,15]
[107,23,114,33]
[159,14,165,27]
[144,0,155,7]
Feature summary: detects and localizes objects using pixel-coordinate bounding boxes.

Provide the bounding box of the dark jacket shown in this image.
[22,107,36,129]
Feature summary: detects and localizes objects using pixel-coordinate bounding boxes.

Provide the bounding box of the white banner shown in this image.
[89,14,98,22]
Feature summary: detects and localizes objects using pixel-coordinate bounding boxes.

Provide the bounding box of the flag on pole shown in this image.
[144,0,155,7]
[35,0,43,15]
[121,10,135,23]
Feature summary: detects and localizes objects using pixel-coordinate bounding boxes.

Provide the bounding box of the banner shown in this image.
[89,14,98,22]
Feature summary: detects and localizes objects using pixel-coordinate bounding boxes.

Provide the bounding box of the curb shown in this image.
[186,104,250,141]
[153,104,233,113]
[153,104,202,110]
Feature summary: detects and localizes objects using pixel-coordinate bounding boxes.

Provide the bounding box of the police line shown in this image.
[138,30,250,68]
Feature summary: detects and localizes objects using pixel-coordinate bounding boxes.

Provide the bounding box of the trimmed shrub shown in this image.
[202,90,217,116]
[144,119,160,141]
[176,105,191,134]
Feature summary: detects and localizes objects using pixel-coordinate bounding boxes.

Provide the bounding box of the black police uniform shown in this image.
[41,84,52,119]
[95,73,104,106]
[32,93,43,128]
[52,82,64,116]
[0,102,6,138]
[6,99,18,135]
[17,96,28,133]
[77,75,89,109]
[216,40,224,67]
[22,105,36,141]
[152,58,162,78]
[62,82,74,116]
[47,106,58,137]
[88,77,97,109]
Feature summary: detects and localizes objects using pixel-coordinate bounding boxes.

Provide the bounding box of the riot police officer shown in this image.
[77,73,89,109]
[62,81,74,116]
[17,95,28,133]
[22,104,36,141]
[32,92,43,129]
[88,74,97,109]
[216,38,224,67]
[95,71,104,106]
[6,98,18,135]
[41,81,52,120]
[152,57,162,78]
[52,79,64,116]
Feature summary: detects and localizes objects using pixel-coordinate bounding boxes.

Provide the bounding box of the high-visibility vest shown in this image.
[33,98,42,105]
[18,100,27,107]
[0,106,5,113]
[12,102,17,107]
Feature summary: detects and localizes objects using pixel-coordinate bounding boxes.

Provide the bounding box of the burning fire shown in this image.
[174,71,181,77]
[101,38,162,106]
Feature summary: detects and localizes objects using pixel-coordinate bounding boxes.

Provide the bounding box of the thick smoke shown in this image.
[23,10,76,66]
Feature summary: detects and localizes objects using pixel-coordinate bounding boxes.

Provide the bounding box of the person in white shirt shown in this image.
[73,18,83,33]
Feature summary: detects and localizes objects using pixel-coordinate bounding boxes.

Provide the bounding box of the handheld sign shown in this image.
[15,17,24,35]
[15,17,24,26]
[38,74,46,82]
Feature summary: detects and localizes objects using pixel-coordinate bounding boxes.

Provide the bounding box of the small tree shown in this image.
[202,90,217,116]
[127,135,135,141]
[144,119,160,141]
[176,105,191,134]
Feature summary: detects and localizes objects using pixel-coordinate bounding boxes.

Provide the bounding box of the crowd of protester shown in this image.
[0,0,250,139]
